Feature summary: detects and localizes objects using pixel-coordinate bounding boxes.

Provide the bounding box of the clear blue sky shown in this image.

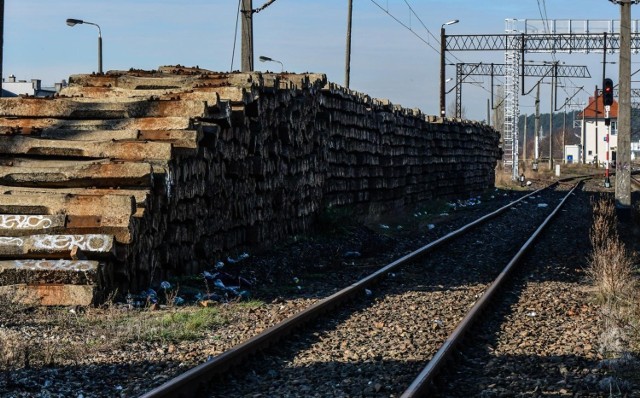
[3,0,630,121]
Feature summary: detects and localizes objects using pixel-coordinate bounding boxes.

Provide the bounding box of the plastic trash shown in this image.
[227,252,250,264]
[427,224,435,230]
[195,292,223,302]
[214,261,225,270]
[538,203,548,208]
[173,296,185,306]
[160,281,171,290]
[379,224,390,229]
[202,270,215,279]
[364,289,372,296]
[140,288,158,304]
[343,251,361,258]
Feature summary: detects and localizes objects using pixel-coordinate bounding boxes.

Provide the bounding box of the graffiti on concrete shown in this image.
[31,234,113,252]
[0,215,55,230]
[0,234,112,252]
[11,259,97,272]
[0,237,25,246]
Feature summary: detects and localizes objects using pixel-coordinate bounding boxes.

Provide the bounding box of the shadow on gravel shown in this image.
[437,352,617,397]
[0,360,181,397]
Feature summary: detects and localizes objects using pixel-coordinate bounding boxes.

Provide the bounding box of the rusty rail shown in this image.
[401,179,583,397]
[139,182,562,398]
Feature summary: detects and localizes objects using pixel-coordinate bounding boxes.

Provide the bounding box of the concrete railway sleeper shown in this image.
[141,179,583,397]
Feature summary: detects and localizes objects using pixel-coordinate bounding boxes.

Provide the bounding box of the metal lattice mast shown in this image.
[443,19,640,181]
[504,19,520,179]
[455,63,463,118]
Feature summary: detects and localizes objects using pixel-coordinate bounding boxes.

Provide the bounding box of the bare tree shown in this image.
[492,86,505,135]
[446,99,467,119]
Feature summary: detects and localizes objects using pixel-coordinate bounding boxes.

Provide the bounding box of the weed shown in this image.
[588,197,640,388]
[587,198,636,301]
[235,300,264,310]
[136,307,228,342]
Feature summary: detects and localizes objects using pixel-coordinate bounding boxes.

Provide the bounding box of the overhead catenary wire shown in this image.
[230,0,242,71]
[368,0,462,65]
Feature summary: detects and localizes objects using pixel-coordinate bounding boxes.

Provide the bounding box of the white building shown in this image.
[578,94,618,166]
[2,75,66,97]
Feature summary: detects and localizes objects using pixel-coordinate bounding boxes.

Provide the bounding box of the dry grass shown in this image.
[587,198,639,364]
[0,287,229,374]
[587,198,637,302]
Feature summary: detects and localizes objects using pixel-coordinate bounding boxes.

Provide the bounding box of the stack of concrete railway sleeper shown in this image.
[0,66,325,305]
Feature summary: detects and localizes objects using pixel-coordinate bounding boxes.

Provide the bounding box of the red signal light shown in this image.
[603,78,614,106]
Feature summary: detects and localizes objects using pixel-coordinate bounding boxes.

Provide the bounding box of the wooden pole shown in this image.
[345,0,353,88]
[241,0,254,72]
[0,0,4,97]
[523,113,527,166]
[616,0,632,211]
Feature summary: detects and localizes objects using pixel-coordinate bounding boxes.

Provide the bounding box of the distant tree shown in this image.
[492,87,505,135]
[446,99,467,119]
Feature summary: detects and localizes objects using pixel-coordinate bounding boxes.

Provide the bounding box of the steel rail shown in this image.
[140,183,560,398]
[401,180,583,397]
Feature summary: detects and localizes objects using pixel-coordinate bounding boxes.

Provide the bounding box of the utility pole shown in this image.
[0,0,4,97]
[549,75,554,169]
[439,20,459,118]
[549,62,558,169]
[241,0,254,72]
[534,83,540,169]
[614,0,635,212]
[595,86,599,168]
[563,103,567,163]
[523,114,528,167]
[440,26,446,117]
[487,99,491,126]
[345,0,353,87]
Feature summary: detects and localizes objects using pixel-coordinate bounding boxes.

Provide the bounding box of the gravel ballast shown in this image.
[1,177,638,397]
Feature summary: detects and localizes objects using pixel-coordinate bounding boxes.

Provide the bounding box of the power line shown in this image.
[230,0,242,71]
[368,0,436,51]
[401,0,463,63]
[368,0,462,65]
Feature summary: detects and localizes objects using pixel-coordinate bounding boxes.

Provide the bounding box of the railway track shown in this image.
[434,177,640,396]
[140,177,594,397]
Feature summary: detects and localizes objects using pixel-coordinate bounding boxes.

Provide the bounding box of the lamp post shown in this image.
[258,55,284,73]
[66,18,102,74]
[440,19,459,118]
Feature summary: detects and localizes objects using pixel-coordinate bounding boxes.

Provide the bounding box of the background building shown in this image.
[2,75,66,97]
[578,94,618,166]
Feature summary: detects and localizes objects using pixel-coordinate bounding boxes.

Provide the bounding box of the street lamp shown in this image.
[440,19,459,117]
[66,18,103,74]
[258,55,284,73]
